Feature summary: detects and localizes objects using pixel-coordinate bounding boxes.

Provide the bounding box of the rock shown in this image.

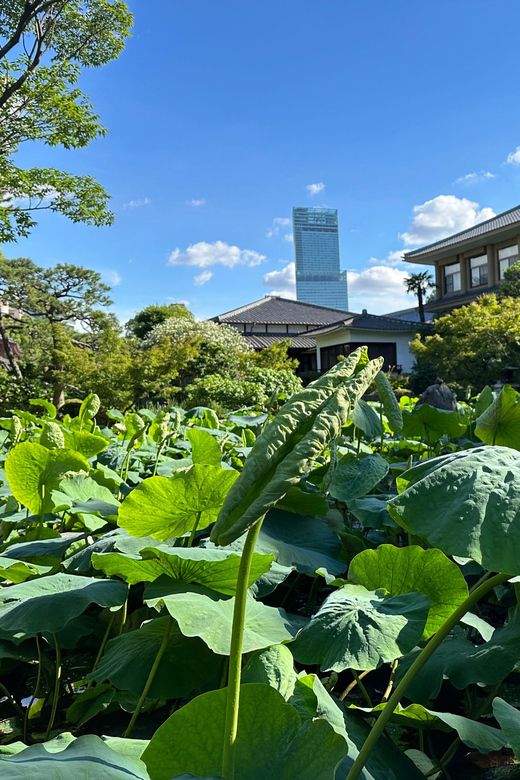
[416,378,457,411]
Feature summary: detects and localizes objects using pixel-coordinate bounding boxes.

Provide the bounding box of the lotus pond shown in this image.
[0,347,519,779]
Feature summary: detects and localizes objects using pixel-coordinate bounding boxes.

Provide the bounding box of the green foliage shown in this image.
[185,374,267,410]
[0,0,133,242]
[498,260,520,299]
[408,361,438,396]
[243,339,299,371]
[410,294,520,391]
[126,304,194,341]
[475,383,520,448]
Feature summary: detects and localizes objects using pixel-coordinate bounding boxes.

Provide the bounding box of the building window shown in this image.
[499,245,519,279]
[320,342,397,372]
[444,262,461,293]
[470,255,488,287]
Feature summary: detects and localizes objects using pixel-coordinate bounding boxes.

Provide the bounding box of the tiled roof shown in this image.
[405,205,520,259]
[306,311,419,337]
[424,285,499,310]
[213,296,352,325]
[243,333,316,350]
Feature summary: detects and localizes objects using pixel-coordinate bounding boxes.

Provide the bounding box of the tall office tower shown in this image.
[292,207,348,310]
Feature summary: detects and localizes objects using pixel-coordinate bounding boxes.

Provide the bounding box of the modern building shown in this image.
[212,295,418,374]
[292,207,348,310]
[403,204,520,314]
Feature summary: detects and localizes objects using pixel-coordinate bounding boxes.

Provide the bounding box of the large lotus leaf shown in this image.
[92,546,273,595]
[186,428,222,466]
[291,583,429,672]
[351,702,506,753]
[348,545,468,639]
[290,674,424,780]
[144,580,297,655]
[388,446,520,575]
[475,384,520,449]
[118,465,238,540]
[64,533,119,573]
[276,486,328,517]
[53,474,119,509]
[66,683,116,727]
[350,399,381,440]
[142,683,347,780]
[493,698,520,758]
[346,494,397,529]
[90,616,221,698]
[374,371,403,432]
[401,404,467,444]
[0,735,151,779]
[209,508,344,575]
[62,429,109,458]
[0,556,52,583]
[211,349,383,545]
[5,442,89,515]
[29,398,57,419]
[1,534,83,565]
[328,453,389,502]
[0,573,128,638]
[395,607,520,704]
[242,644,298,700]
[474,385,493,417]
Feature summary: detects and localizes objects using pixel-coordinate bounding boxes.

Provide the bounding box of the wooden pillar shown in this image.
[487,244,496,287]
[459,253,470,292]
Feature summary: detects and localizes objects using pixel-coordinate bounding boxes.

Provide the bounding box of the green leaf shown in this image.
[328,453,389,502]
[142,683,347,780]
[388,446,520,575]
[118,464,239,540]
[350,399,381,440]
[276,486,328,517]
[0,573,128,638]
[66,684,116,727]
[346,494,397,529]
[242,644,298,700]
[53,474,118,507]
[395,607,520,703]
[62,429,109,458]
[374,371,403,432]
[0,557,52,583]
[475,384,520,449]
[89,616,221,698]
[5,442,89,515]
[401,404,467,444]
[92,546,273,595]
[29,398,57,419]
[0,735,151,779]
[492,697,520,758]
[291,583,429,672]
[211,348,383,545]
[187,428,222,466]
[474,385,493,418]
[227,413,268,428]
[348,545,468,639]
[79,393,101,426]
[144,581,297,655]
[289,674,424,780]
[213,508,344,575]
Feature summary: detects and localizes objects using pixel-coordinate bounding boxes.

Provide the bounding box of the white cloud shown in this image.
[168,298,191,306]
[263,262,296,299]
[123,197,151,209]
[368,250,405,267]
[101,270,122,286]
[168,241,266,268]
[506,147,520,165]
[187,199,206,206]
[193,270,213,286]
[400,195,495,246]
[283,232,294,242]
[306,182,325,196]
[347,266,416,314]
[266,217,291,238]
[454,171,495,184]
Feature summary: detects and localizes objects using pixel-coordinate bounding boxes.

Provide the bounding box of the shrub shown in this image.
[184,374,266,409]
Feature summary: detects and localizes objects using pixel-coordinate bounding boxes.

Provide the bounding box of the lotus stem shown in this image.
[381,659,398,702]
[86,611,117,690]
[339,669,370,701]
[345,571,510,780]
[0,681,24,719]
[221,519,263,780]
[187,511,202,548]
[352,670,372,707]
[45,634,62,740]
[24,633,42,742]
[123,616,172,738]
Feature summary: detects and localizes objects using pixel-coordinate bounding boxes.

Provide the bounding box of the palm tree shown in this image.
[404,271,434,323]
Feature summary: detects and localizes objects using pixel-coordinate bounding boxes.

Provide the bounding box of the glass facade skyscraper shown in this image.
[292,207,348,310]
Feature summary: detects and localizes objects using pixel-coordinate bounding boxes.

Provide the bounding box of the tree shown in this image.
[0,0,133,242]
[404,271,434,323]
[126,303,193,341]
[0,256,112,404]
[498,262,520,300]
[409,294,520,392]
[242,339,299,372]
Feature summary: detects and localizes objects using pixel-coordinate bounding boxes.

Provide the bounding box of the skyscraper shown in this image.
[292,207,348,310]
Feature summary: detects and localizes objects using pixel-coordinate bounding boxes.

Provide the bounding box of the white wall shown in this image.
[315,327,417,373]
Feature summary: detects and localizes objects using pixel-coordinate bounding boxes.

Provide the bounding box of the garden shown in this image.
[0,346,518,779]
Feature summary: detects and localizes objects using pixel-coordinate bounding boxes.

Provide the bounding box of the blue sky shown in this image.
[11,0,520,320]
